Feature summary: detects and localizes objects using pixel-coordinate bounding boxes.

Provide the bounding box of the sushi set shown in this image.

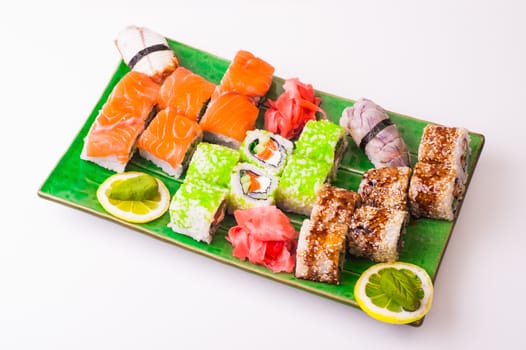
[38,26,484,325]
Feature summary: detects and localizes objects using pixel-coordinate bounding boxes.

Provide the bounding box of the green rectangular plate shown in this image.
[38,38,484,326]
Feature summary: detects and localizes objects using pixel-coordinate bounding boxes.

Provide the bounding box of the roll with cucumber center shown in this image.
[227,163,279,213]
[239,129,294,176]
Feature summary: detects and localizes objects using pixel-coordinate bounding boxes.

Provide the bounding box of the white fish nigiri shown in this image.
[115,25,178,83]
[340,98,409,168]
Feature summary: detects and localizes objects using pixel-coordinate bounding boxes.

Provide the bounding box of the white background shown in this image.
[1,0,525,349]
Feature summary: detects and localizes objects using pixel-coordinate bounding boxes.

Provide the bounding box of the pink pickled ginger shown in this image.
[227,206,298,273]
[264,78,326,140]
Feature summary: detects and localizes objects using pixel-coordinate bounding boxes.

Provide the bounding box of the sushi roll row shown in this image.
[168,143,240,243]
[295,185,361,284]
[168,128,295,243]
[170,128,296,243]
[166,121,348,244]
[409,125,471,221]
[276,120,347,216]
[348,167,411,263]
[227,130,294,213]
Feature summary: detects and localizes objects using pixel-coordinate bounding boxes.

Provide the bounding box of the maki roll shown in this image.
[238,130,293,175]
[168,142,239,243]
[408,162,463,221]
[184,142,240,188]
[408,124,471,221]
[227,163,279,213]
[417,125,471,187]
[295,219,349,284]
[295,185,361,284]
[168,181,228,244]
[276,157,332,216]
[293,120,347,177]
[348,206,408,262]
[310,184,361,226]
[137,110,202,178]
[357,166,412,211]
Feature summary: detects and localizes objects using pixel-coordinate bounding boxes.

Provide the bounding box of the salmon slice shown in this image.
[97,72,160,126]
[157,67,215,120]
[199,93,260,147]
[137,109,202,177]
[214,50,275,100]
[84,120,144,162]
[81,71,160,172]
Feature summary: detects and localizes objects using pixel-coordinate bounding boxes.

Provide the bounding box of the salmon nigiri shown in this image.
[157,67,215,121]
[137,109,202,178]
[213,50,275,101]
[199,93,260,149]
[81,71,160,172]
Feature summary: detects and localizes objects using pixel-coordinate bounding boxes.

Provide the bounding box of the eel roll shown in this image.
[295,185,360,284]
[358,166,411,212]
[348,206,408,263]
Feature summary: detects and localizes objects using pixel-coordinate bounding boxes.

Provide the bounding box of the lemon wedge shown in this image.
[354,262,434,324]
[96,172,170,224]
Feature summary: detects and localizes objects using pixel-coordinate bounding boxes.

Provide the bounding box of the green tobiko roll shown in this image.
[276,156,332,216]
[294,120,347,165]
[184,142,240,188]
[168,181,228,244]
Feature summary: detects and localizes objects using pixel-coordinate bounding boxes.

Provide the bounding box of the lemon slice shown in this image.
[354,262,434,324]
[96,172,170,224]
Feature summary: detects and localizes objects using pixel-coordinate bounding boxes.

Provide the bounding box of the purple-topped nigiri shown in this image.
[340,98,409,168]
